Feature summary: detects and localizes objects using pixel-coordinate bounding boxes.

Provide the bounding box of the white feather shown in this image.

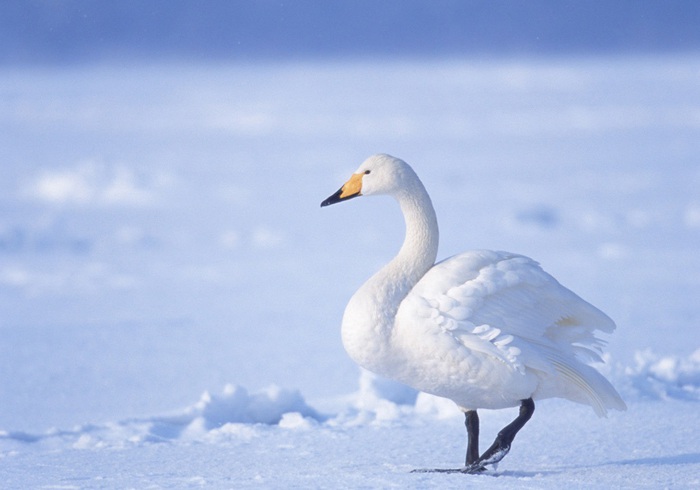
[330,154,626,416]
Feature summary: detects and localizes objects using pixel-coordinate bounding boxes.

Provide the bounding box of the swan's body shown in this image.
[322,154,625,472]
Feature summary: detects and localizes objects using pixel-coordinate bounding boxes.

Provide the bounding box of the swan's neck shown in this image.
[386,187,440,296]
[341,181,439,374]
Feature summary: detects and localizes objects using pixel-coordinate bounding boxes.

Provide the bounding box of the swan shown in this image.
[321,154,626,473]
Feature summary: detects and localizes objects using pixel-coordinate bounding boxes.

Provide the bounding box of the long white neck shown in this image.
[341,177,439,374]
[385,185,440,299]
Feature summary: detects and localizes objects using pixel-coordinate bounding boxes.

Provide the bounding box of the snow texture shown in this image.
[1,56,700,488]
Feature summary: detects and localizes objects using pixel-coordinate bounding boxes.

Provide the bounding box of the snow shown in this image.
[625,349,700,401]
[1,56,700,488]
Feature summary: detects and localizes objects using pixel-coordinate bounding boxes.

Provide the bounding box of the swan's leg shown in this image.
[471,398,535,471]
[464,410,480,466]
[417,400,533,474]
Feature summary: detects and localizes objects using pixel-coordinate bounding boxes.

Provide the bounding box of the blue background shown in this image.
[2,0,700,64]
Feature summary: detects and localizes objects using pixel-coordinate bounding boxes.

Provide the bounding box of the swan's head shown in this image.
[321,154,417,207]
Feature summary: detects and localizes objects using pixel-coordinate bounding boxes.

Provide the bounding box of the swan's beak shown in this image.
[321,173,363,207]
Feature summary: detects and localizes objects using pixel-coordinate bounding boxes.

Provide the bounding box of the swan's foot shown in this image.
[476,440,511,467]
[464,398,535,471]
[411,465,488,474]
[461,463,488,474]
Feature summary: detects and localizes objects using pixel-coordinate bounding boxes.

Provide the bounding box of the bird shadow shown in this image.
[418,452,700,479]
[514,452,700,478]
[605,452,700,467]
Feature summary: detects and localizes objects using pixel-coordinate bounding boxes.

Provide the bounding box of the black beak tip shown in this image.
[321,188,344,207]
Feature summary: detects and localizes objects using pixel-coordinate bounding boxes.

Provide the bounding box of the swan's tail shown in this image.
[547,355,627,417]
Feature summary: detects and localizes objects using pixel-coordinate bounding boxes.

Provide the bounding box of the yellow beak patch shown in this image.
[339,173,363,199]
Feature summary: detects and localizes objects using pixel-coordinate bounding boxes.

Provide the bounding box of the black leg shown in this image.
[464,410,480,466]
[471,398,535,470]
[413,400,534,475]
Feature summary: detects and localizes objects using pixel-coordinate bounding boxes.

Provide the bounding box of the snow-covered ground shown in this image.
[1,56,699,488]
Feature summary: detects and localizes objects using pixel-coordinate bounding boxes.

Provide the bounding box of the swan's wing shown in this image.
[405,250,615,341]
[397,250,624,414]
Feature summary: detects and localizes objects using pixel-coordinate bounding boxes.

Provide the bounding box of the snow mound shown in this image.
[625,349,700,401]
[185,384,321,427]
[164,384,324,441]
[329,370,447,426]
[355,369,418,409]
[23,161,167,207]
[142,384,325,442]
[0,384,323,449]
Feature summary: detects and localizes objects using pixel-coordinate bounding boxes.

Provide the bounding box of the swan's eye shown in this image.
[364,170,371,175]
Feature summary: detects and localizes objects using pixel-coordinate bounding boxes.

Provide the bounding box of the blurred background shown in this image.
[2,0,700,63]
[1,1,699,432]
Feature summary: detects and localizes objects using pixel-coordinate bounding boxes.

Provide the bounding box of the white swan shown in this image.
[321,154,626,473]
